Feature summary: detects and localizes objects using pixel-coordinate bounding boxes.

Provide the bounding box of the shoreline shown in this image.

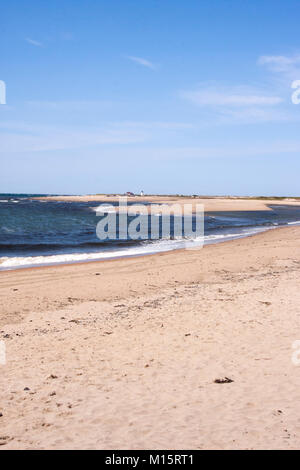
[1,225,300,449]
[0,223,284,272]
[0,224,298,323]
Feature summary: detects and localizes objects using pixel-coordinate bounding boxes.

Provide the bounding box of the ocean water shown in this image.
[1,194,300,270]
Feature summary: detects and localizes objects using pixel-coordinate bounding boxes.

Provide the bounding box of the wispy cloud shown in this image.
[25,38,43,47]
[25,100,116,111]
[258,54,300,69]
[2,118,300,158]
[216,107,292,124]
[258,54,300,79]
[122,141,300,160]
[126,55,156,69]
[181,86,283,107]
[0,122,146,153]
[110,121,194,130]
[0,118,196,154]
[180,84,287,124]
[65,142,300,162]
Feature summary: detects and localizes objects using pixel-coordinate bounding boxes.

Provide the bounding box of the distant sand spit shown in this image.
[33,195,300,213]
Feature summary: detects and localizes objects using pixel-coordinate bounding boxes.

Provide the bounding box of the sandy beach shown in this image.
[1,225,300,449]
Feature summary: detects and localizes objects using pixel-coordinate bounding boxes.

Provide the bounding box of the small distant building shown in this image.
[140,190,144,197]
[126,191,135,197]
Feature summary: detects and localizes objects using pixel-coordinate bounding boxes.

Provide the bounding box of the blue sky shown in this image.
[1,0,300,195]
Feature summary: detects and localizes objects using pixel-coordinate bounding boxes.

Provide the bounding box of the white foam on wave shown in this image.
[1,226,15,233]
[204,226,272,244]
[0,226,270,270]
[0,199,19,203]
[0,236,204,269]
[90,205,117,214]
[1,221,297,270]
[287,220,300,225]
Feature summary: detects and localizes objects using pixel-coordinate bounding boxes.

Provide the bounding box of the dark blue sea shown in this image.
[1,194,300,270]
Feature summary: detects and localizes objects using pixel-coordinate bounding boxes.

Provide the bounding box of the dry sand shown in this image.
[0,226,300,449]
